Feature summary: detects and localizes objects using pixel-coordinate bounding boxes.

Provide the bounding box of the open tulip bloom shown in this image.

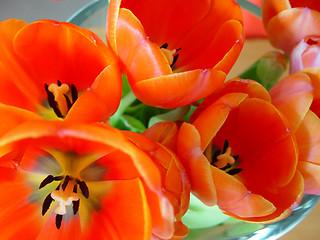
[107,0,244,108]
[1,0,320,239]
[0,19,122,123]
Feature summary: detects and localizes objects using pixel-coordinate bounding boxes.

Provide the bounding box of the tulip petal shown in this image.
[0,121,163,193]
[302,67,320,117]
[12,20,113,103]
[192,93,248,150]
[0,19,37,110]
[0,104,42,136]
[124,130,189,231]
[178,123,217,205]
[296,110,320,165]
[223,98,298,187]
[298,161,320,195]
[143,121,179,151]
[270,72,313,132]
[295,110,320,194]
[190,78,271,122]
[0,167,41,239]
[65,63,122,122]
[266,8,320,54]
[262,0,320,27]
[170,0,243,73]
[133,69,226,108]
[82,179,152,240]
[211,167,276,218]
[176,20,244,74]
[36,215,81,240]
[230,171,304,223]
[261,0,290,27]
[120,0,209,47]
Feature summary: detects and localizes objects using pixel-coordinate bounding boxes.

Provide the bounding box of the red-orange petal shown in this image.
[226,171,304,223]
[211,166,276,218]
[270,72,313,131]
[124,130,190,221]
[298,161,320,195]
[143,121,179,151]
[266,8,320,54]
[65,63,122,122]
[242,0,267,38]
[262,0,320,27]
[302,67,320,117]
[133,69,226,108]
[83,179,152,240]
[0,19,38,110]
[176,20,244,74]
[295,110,320,194]
[192,93,248,150]
[0,167,42,239]
[224,98,298,188]
[178,123,217,205]
[0,104,42,136]
[190,78,271,122]
[12,20,114,104]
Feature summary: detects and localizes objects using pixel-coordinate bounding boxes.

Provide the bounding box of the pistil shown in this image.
[160,43,181,68]
[215,146,236,169]
[210,139,242,175]
[39,174,89,229]
[48,83,70,117]
[45,80,78,118]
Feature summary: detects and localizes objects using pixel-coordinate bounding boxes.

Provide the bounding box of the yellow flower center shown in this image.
[35,151,107,229]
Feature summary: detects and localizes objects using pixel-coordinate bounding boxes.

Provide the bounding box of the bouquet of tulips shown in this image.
[0,0,319,239]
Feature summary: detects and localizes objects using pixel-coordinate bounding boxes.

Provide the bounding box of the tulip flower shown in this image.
[106,0,244,108]
[178,79,304,223]
[124,123,190,240]
[262,0,320,73]
[269,69,320,195]
[0,19,122,123]
[0,120,175,239]
[241,0,267,38]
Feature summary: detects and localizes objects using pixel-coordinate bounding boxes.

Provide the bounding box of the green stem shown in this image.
[237,0,262,18]
[109,91,137,127]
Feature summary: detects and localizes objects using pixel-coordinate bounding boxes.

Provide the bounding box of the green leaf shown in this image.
[148,105,191,127]
[239,51,288,90]
[121,74,131,98]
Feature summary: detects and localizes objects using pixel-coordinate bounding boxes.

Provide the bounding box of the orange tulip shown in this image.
[270,69,320,195]
[0,120,175,239]
[177,78,304,223]
[0,19,122,123]
[106,0,244,108]
[242,0,267,38]
[123,124,190,240]
[262,0,320,72]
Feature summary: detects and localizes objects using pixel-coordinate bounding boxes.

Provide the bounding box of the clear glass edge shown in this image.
[67,0,109,25]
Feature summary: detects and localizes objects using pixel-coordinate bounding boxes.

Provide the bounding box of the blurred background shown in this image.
[0,0,92,22]
[0,0,319,239]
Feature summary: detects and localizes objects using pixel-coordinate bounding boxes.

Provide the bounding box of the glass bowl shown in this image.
[67,1,320,239]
